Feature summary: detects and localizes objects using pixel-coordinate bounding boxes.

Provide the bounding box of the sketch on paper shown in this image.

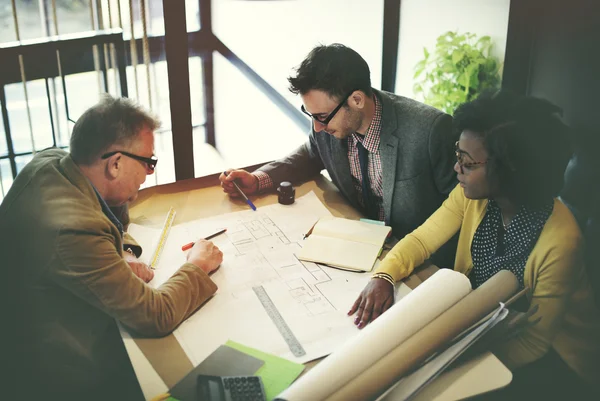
[128,192,373,364]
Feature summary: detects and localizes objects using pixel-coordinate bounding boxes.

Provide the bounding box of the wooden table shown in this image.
[123,172,511,400]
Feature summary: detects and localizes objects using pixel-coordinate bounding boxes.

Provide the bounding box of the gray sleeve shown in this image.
[257,129,325,186]
[428,113,458,196]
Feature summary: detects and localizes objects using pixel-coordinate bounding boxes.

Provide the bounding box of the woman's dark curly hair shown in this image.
[453,90,573,207]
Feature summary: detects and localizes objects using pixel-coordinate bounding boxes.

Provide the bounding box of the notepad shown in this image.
[226,340,305,401]
[296,216,391,272]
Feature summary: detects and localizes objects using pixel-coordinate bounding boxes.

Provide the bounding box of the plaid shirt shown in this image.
[254,94,385,221]
[348,95,384,221]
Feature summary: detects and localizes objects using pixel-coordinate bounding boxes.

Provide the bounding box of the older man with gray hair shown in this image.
[0,95,221,401]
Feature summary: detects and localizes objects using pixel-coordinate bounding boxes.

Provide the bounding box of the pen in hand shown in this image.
[224,170,257,211]
[181,228,227,251]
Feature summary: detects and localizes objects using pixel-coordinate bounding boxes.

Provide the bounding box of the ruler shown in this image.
[149,207,176,269]
[253,285,306,357]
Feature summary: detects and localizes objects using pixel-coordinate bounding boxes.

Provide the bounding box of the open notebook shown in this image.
[296,217,391,272]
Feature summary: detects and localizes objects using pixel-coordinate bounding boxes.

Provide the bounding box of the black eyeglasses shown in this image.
[101,150,158,171]
[300,90,356,126]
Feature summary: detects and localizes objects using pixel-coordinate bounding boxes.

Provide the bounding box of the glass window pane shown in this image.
[0,0,42,42]
[100,0,124,31]
[213,0,384,106]
[189,56,205,127]
[186,0,200,32]
[147,0,165,36]
[142,127,175,188]
[0,103,8,157]
[48,76,71,148]
[64,71,104,123]
[147,60,172,130]
[0,158,14,202]
[136,60,176,188]
[53,0,95,36]
[119,0,165,39]
[213,52,306,169]
[15,154,33,175]
[193,126,226,178]
[5,80,54,154]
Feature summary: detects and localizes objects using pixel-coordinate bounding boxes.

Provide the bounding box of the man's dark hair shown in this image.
[70,94,160,165]
[453,90,572,206]
[288,44,372,101]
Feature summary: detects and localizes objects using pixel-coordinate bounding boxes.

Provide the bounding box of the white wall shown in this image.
[395,0,511,99]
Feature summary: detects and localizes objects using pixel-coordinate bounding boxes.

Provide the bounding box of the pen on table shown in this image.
[223,170,257,211]
[181,228,227,251]
[302,220,319,240]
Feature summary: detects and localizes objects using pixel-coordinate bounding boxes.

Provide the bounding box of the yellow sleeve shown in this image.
[377,184,465,281]
[492,232,583,368]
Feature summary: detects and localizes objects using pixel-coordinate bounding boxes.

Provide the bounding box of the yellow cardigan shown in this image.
[377,184,600,384]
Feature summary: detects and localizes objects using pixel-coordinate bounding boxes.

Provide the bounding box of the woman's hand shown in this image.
[348,278,395,328]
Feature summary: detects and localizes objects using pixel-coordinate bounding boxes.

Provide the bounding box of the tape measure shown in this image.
[149,207,176,269]
[253,285,306,357]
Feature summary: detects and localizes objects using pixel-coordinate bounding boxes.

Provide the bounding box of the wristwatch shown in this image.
[124,246,135,256]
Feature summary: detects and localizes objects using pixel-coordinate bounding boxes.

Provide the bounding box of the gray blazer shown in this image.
[259,89,458,240]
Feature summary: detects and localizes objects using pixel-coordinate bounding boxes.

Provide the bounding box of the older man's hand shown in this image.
[186,239,223,274]
[124,252,154,283]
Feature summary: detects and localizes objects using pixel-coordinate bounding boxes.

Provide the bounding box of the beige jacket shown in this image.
[0,149,217,400]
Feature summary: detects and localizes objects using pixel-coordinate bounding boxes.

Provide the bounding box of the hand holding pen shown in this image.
[182,228,227,251]
[219,170,257,211]
[219,169,259,197]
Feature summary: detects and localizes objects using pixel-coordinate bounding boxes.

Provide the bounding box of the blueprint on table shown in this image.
[128,192,373,364]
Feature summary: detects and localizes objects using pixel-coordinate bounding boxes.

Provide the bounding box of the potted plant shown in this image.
[413,31,502,115]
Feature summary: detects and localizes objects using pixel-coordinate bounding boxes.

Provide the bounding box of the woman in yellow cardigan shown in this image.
[349,91,600,397]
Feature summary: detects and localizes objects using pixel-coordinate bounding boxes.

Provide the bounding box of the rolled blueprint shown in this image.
[326,270,519,401]
[276,269,472,401]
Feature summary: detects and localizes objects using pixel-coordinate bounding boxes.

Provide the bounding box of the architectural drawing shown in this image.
[128,192,372,365]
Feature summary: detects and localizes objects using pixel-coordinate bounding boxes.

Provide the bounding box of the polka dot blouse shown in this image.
[471,199,554,289]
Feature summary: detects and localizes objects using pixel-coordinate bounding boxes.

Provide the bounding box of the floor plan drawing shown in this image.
[128,192,374,365]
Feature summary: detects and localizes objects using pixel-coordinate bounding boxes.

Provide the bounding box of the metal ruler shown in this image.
[149,207,176,269]
[253,285,306,357]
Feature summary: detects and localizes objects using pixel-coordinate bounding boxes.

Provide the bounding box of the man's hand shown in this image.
[219,169,259,198]
[348,278,395,329]
[186,239,223,274]
[123,252,154,283]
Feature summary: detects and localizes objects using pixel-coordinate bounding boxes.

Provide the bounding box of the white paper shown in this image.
[128,192,389,365]
[381,305,509,401]
[277,269,472,401]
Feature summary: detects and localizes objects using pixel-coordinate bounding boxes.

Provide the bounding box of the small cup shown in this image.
[277,181,295,205]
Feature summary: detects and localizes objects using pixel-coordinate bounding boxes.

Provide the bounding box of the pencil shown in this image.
[181,228,227,251]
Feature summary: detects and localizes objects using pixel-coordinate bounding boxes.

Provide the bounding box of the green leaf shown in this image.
[457,72,469,88]
[476,35,491,45]
[452,50,465,64]
[442,62,455,73]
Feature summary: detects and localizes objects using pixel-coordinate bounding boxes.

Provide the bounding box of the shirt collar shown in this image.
[91,185,124,237]
[352,94,382,153]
